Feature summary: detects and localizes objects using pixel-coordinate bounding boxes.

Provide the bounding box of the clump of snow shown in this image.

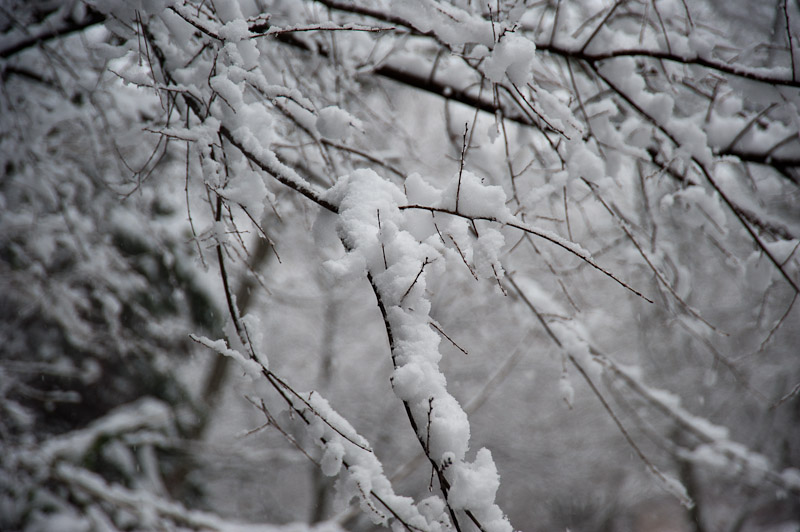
[660,185,728,234]
[448,448,500,510]
[448,449,512,532]
[322,249,368,284]
[391,0,495,48]
[438,170,513,222]
[290,388,452,531]
[325,168,514,531]
[305,393,371,452]
[190,335,264,377]
[781,468,800,490]
[316,106,362,141]
[160,8,195,43]
[417,496,448,528]
[321,441,345,476]
[222,160,269,222]
[483,34,536,86]
[427,395,471,463]
[567,140,606,181]
[405,172,443,205]
[210,74,244,109]
[537,89,583,139]
[472,230,505,279]
[672,118,713,166]
[218,19,250,42]
[235,40,260,70]
[323,169,406,274]
[687,443,729,470]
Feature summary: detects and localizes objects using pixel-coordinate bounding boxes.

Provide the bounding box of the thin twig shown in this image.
[246,397,317,463]
[250,23,396,38]
[430,321,469,355]
[455,123,468,213]
[448,232,479,280]
[579,177,724,334]
[785,0,797,81]
[403,204,654,302]
[401,258,431,303]
[591,65,800,293]
[377,209,388,270]
[771,381,800,409]
[563,185,573,241]
[723,103,777,153]
[508,276,693,507]
[579,0,625,53]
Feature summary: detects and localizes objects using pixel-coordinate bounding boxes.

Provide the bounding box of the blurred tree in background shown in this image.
[1,1,799,531]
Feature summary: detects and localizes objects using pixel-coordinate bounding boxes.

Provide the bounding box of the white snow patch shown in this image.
[483,34,536,86]
[316,106,361,141]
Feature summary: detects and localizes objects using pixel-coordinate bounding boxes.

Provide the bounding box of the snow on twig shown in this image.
[400,204,654,303]
[326,169,514,532]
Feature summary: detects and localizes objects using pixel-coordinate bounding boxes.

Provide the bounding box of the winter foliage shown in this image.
[1,0,799,531]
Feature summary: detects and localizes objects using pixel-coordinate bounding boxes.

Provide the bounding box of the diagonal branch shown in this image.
[0,5,104,58]
[400,204,654,302]
[591,65,800,294]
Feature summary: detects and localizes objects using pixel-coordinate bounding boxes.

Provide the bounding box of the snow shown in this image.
[210,74,245,109]
[33,399,174,466]
[437,170,514,222]
[316,106,362,141]
[782,468,800,490]
[472,230,505,279]
[390,0,495,48]
[190,334,265,376]
[764,239,800,263]
[219,19,250,42]
[159,8,195,44]
[222,160,269,222]
[26,507,91,532]
[321,441,345,476]
[9,0,800,529]
[50,462,313,532]
[405,172,442,205]
[295,390,457,529]
[448,448,500,510]
[305,393,371,452]
[448,451,512,532]
[662,185,728,233]
[567,139,606,181]
[536,89,583,139]
[483,34,536,86]
[326,167,514,530]
[322,250,368,284]
[212,0,244,23]
[427,395,471,463]
[85,0,168,21]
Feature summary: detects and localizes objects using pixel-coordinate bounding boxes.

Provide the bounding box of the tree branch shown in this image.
[0,6,104,58]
